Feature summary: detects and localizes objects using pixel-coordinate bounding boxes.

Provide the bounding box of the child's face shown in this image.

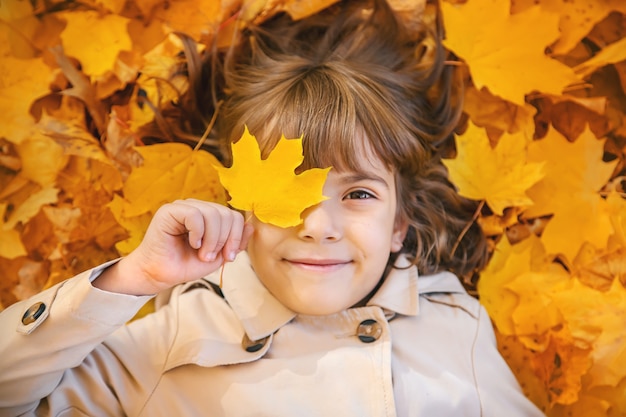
[247,155,407,316]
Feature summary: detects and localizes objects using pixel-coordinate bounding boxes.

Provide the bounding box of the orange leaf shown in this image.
[530,330,592,406]
[463,86,537,134]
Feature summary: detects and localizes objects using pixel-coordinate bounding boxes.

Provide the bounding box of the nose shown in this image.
[297,200,342,242]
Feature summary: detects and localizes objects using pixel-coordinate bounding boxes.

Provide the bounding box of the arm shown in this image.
[94,199,251,296]
[0,267,151,415]
[0,200,252,415]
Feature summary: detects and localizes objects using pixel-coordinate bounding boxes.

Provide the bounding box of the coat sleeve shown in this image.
[471,305,546,417]
[0,262,153,416]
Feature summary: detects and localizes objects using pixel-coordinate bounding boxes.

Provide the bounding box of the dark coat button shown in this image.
[242,333,269,352]
[22,302,46,325]
[357,319,382,343]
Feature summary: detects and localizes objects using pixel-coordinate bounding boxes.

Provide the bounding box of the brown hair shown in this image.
[146,0,488,279]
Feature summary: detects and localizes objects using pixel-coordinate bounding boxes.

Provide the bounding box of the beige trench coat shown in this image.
[0,253,544,417]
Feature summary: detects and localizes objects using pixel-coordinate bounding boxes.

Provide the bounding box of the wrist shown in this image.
[92,256,160,296]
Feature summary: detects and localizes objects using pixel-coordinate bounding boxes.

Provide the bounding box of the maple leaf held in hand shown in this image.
[213,127,330,228]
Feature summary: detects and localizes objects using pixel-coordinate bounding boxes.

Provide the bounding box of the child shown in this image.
[0,1,545,415]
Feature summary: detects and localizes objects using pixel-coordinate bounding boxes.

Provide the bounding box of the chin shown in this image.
[287,297,352,316]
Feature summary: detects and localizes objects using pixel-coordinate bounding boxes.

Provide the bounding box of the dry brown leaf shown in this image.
[50,46,108,134]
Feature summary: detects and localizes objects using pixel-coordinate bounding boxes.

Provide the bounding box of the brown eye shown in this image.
[345,190,374,200]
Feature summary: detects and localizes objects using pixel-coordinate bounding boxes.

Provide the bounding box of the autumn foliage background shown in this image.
[1,0,625,415]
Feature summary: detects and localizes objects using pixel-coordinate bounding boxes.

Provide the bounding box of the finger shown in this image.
[174,200,242,262]
[239,221,254,252]
[180,206,206,250]
[221,211,245,262]
[154,202,205,249]
[169,200,223,258]
[197,205,234,262]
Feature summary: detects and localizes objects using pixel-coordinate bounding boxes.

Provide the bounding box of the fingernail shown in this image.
[227,251,237,262]
[205,252,216,262]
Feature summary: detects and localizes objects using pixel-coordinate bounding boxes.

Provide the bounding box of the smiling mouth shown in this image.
[285,258,352,271]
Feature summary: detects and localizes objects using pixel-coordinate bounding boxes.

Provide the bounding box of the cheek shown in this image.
[247,222,286,258]
[352,220,397,258]
[246,224,268,264]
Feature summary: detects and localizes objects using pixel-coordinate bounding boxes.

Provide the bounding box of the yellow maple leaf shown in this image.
[108,194,153,255]
[442,121,544,215]
[480,236,594,406]
[525,127,618,261]
[0,203,27,259]
[121,143,227,218]
[507,268,568,341]
[0,0,40,59]
[514,275,626,406]
[15,134,69,187]
[59,11,132,77]
[481,232,626,407]
[151,0,230,40]
[109,143,225,254]
[213,127,330,228]
[478,235,550,336]
[511,0,626,55]
[0,25,52,144]
[441,0,579,105]
[530,329,592,406]
[477,238,527,336]
[555,278,626,389]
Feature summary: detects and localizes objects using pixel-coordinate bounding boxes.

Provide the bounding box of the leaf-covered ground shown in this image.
[1,0,625,415]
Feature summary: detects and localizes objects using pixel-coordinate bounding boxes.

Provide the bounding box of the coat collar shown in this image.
[218,252,296,342]
[209,252,466,342]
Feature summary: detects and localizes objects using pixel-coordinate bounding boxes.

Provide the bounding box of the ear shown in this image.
[391,218,409,253]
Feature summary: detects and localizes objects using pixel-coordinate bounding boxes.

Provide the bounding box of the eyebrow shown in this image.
[337,172,391,189]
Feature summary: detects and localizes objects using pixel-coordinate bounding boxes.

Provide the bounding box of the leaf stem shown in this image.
[194,100,223,151]
[450,200,485,259]
[219,263,225,288]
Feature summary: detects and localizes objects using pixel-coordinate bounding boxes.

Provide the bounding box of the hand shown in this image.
[94,199,253,295]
